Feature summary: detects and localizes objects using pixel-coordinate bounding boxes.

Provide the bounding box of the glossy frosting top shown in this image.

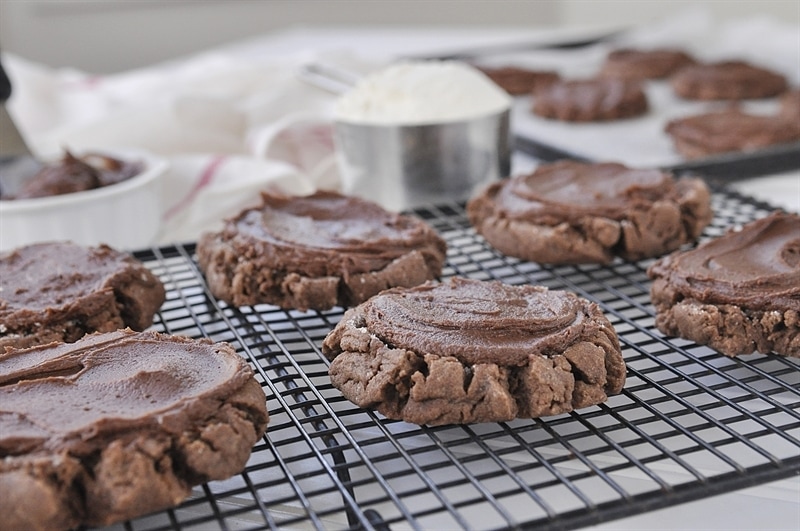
[226,190,445,275]
[0,242,153,313]
[361,277,602,365]
[485,160,675,222]
[0,329,255,455]
[649,211,800,310]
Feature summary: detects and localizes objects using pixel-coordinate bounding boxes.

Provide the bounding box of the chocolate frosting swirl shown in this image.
[0,329,262,456]
[225,191,445,276]
[487,161,674,222]
[649,212,800,311]
[0,242,157,313]
[362,277,600,365]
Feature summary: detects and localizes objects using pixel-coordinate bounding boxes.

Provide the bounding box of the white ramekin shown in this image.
[0,150,168,252]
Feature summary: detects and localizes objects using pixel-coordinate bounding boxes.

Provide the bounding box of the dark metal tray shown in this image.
[107,188,799,530]
[514,135,800,182]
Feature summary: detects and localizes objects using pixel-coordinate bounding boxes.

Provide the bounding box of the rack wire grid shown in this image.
[108,187,799,531]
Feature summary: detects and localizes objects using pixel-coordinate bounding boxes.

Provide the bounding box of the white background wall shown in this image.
[560,0,798,29]
[0,0,798,73]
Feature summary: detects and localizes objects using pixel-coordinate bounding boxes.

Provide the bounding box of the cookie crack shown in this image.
[462,365,474,394]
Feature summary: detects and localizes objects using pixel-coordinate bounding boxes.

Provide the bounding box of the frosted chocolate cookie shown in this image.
[648,211,800,357]
[665,109,800,159]
[0,328,269,531]
[0,242,166,350]
[197,190,447,311]
[467,160,712,264]
[671,60,788,100]
[599,48,695,80]
[479,66,560,95]
[322,277,625,425]
[532,78,648,121]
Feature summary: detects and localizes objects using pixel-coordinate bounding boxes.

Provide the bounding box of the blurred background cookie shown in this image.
[779,89,800,121]
[531,78,648,121]
[665,108,800,159]
[478,65,561,95]
[670,60,788,100]
[599,48,696,79]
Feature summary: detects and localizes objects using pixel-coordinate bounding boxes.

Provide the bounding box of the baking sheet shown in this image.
[510,87,795,170]
[468,10,800,175]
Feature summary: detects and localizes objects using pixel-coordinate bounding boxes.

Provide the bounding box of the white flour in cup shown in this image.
[334,60,511,125]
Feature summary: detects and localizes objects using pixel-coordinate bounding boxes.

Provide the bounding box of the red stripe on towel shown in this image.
[163,155,227,221]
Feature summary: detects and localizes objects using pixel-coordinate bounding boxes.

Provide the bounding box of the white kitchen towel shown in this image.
[157,154,317,245]
[2,49,381,245]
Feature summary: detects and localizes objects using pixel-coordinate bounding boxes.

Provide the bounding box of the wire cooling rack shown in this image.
[108,188,799,531]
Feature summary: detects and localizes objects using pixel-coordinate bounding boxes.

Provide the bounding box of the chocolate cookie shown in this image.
[648,211,800,358]
[665,109,800,159]
[531,78,648,121]
[671,60,788,100]
[599,48,695,80]
[467,160,712,264]
[0,242,166,350]
[0,328,269,531]
[479,66,560,95]
[322,277,625,425]
[197,190,447,311]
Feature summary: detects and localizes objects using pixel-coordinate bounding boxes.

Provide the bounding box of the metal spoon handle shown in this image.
[297,62,361,95]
